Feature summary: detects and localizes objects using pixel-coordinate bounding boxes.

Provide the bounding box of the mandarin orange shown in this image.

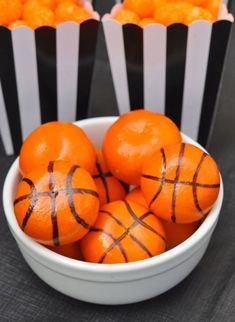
[102,110,181,185]
[93,150,127,207]
[161,220,199,248]
[141,143,220,223]
[114,9,140,25]
[139,18,156,27]
[125,187,199,248]
[8,20,29,29]
[184,6,214,25]
[47,241,83,259]
[80,200,166,264]
[154,1,193,25]
[14,160,99,246]
[123,0,155,18]
[19,121,96,176]
[125,187,148,208]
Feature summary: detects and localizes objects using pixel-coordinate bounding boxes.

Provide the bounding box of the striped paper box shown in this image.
[102,4,233,147]
[0,1,99,156]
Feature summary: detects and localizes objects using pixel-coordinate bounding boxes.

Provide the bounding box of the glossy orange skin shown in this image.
[24,5,55,28]
[204,0,221,18]
[47,241,82,260]
[102,110,182,185]
[126,187,148,208]
[7,0,23,24]
[162,220,199,248]
[123,0,155,18]
[126,187,199,248]
[19,121,96,176]
[93,150,127,207]
[184,6,214,25]
[139,18,156,27]
[114,9,140,25]
[23,0,56,10]
[154,2,193,26]
[8,20,29,29]
[141,143,220,223]
[55,1,91,23]
[56,0,80,4]
[14,160,99,246]
[0,0,8,25]
[80,200,166,264]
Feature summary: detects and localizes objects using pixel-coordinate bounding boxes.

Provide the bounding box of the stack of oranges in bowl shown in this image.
[114,0,222,26]
[0,0,94,30]
[13,110,220,264]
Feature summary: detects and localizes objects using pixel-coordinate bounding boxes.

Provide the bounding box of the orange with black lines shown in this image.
[80,200,166,264]
[141,143,220,223]
[14,160,99,246]
[93,150,128,207]
[126,187,199,248]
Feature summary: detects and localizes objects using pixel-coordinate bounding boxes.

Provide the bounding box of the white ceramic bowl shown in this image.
[3,117,223,305]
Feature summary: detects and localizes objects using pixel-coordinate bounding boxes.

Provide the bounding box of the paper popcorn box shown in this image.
[102,3,233,147]
[0,1,99,155]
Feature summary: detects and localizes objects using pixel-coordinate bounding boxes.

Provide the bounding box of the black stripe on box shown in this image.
[123,24,144,110]
[76,19,99,120]
[198,21,232,147]
[35,27,57,124]
[0,27,22,154]
[165,23,188,128]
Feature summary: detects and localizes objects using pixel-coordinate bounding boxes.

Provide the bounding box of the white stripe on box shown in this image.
[144,24,166,113]
[103,18,130,114]
[181,21,212,140]
[57,22,80,122]
[12,27,41,140]
[0,82,14,155]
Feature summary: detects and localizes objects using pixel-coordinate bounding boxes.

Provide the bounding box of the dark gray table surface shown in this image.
[1,1,235,321]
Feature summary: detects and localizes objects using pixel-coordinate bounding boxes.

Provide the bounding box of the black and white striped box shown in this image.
[102,3,233,147]
[0,1,99,155]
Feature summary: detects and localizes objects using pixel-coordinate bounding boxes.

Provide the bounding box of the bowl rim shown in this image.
[3,116,224,275]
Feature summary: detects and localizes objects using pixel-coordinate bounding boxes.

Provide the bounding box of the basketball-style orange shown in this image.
[125,187,199,248]
[114,9,140,25]
[93,150,127,207]
[14,160,99,246]
[161,220,199,248]
[123,0,155,18]
[80,200,166,264]
[47,241,83,260]
[125,187,148,208]
[19,121,96,176]
[184,6,214,25]
[102,110,182,185]
[141,143,220,223]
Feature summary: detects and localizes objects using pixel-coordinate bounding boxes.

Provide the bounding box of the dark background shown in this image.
[1,1,235,321]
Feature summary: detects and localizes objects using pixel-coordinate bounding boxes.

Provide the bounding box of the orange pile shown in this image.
[114,0,221,26]
[0,0,93,29]
[14,110,220,263]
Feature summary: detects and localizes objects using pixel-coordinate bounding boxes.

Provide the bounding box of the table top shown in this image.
[1,2,235,321]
